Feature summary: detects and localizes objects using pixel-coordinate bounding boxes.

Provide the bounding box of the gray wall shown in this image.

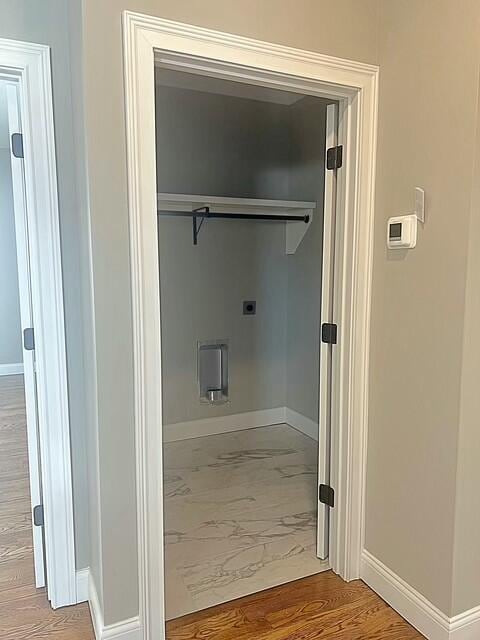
[451,60,480,616]
[157,86,327,428]
[156,84,291,200]
[157,86,291,425]
[366,0,480,616]
[66,0,103,602]
[0,0,91,570]
[159,218,288,424]
[286,97,327,423]
[0,144,22,367]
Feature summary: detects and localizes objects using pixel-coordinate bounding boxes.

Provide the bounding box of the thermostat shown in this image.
[387,214,417,249]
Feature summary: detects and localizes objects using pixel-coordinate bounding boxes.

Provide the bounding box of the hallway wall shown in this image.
[366,0,480,616]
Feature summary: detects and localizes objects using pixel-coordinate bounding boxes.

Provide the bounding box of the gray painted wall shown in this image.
[0,143,22,367]
[159,217,288,425]
[66,0,102,599]
[0,0,90,570]
[157,86,291,425]
[157,84,327,428]
[156,84,291,199]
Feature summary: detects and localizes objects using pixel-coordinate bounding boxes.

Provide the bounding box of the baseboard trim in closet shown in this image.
[284,407,319,441]
[0,363,23,376]
[163,407,286,442]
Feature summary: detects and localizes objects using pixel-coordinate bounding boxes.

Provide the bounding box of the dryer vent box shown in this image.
[198,341,229,404]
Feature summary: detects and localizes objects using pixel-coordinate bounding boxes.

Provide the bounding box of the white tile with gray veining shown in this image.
[163,423,328,619]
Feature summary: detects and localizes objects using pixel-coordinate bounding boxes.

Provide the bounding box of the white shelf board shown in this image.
[157,193,316,254]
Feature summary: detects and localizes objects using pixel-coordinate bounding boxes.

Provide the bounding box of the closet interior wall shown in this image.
[156,75,329,434]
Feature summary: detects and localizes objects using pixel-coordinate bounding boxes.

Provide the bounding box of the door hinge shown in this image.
[33,504,44,527]
[321,322,337,344]
[11,133,24,159]
[319,484,335,508]
[23,328,35,351]
[326,144,343,170]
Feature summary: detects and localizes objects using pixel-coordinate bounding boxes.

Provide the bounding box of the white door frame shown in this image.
[317,102,338,561]
[5,80,46,590]
[0,38,76,608]
[123,13,378,639]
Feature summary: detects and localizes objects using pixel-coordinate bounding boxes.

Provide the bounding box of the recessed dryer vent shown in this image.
[198,341,229,404]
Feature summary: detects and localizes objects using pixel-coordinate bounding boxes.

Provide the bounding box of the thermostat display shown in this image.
[387,214,417,249]
[389,223,402,240]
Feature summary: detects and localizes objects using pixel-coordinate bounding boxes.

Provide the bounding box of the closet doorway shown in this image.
[123,14,378,639]
[155,70,339,618]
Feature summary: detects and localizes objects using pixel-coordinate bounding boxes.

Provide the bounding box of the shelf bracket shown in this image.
[192,206,209,245]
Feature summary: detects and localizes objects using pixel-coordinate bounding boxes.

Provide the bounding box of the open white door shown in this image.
[5,81,45,588]
[317,103,339,560]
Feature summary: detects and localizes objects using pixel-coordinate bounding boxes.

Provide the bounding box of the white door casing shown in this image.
[317,102,338,560]
[123,13,378,639]
[0,39,76,608]
[5,80,45,588]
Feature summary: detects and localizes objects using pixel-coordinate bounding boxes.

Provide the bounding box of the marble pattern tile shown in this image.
[163,423,328,619]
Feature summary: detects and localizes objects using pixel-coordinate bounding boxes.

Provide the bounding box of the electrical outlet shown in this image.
[243,301,256,315]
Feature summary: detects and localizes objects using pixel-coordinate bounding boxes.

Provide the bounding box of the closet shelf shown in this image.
[157,193,315,254]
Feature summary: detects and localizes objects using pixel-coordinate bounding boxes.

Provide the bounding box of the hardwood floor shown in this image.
[166,571,425,640]
[0,375,94,640]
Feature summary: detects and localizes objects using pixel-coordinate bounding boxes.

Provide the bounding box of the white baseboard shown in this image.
[164,406,320,442]
[0,362,23,376]
[450,605,480,640]
[164,407,286,442]
[284,407,318,441]
[361,550,480,640]
[102,617,142,640]
[84,569,142,640]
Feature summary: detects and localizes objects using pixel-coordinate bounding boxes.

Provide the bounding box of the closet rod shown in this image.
[157,206,310,245]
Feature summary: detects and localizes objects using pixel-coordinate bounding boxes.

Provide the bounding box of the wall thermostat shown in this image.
[387,214,417,249]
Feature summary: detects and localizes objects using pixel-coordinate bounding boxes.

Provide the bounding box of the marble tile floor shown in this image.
[163,423,329,620]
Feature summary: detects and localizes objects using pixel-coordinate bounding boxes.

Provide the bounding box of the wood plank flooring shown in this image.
[166,571,425,640]
[0,375,94,640]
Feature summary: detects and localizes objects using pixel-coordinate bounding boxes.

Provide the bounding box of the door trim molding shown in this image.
[123,13,378,638]
[0,38,76,608]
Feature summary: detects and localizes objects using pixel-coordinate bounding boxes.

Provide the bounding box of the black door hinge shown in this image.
[11,133,24,159]
[327,145,343,170]
[319,484,335,508]
[33,504,44,527]
[23,328,35,351]
[321,323,337,345]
